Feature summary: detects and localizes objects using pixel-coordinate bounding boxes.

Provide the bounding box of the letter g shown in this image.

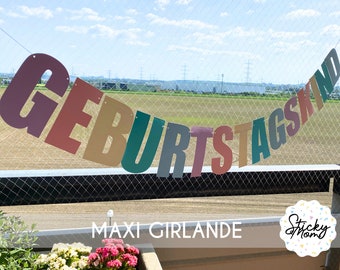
[0,54,69,137]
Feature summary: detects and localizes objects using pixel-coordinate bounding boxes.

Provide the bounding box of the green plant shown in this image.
[0,210,38,270]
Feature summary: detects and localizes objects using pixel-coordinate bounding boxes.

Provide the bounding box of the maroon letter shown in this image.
[0,54,69,137]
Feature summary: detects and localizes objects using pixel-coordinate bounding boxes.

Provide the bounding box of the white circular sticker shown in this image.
[280,200,337,257]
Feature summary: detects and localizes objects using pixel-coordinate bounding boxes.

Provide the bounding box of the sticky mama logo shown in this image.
[280,200,337,257]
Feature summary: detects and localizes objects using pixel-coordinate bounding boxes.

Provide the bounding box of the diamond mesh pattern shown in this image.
[0,167,338,206]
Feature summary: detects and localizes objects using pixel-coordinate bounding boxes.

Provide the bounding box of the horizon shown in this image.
[1,1,339,85]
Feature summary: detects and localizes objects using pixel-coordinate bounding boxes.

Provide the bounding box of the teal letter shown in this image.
[314,62,334,102]
[157,123,190,178]
[324,48,340,87]
[122,111,165,173]
[268,108,286,150]
[252,117,270,164]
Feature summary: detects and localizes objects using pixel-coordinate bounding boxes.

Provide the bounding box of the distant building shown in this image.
[1,78,12,85]
[101,82,116,90]
[120,83,128,90]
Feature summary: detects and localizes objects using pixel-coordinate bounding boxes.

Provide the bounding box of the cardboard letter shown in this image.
[83,95,134,166]
[45,78,103,154]
[324,48,340,86]
[190,126,213,177]
[157,123,190,178]
[314,63,334,102]
[234,122,252,167]
[122,111,165,173]
[297,82,314,125]
[212,125,233,175]
[309,75,324,111]
[252,117,270,164]
[268,108,286,150]
[0,54,69,137]
[284,96,300,137]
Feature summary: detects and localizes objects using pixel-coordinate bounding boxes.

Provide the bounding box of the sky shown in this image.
[0,0,339,84]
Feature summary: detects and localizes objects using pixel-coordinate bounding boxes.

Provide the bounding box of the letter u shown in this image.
[121,111,165,173]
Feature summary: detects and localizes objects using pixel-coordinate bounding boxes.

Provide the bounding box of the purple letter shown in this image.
[0,54,69,137]
[190,126,213,177]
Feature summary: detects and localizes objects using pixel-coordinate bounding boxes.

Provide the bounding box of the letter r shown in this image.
[157,123,190,178]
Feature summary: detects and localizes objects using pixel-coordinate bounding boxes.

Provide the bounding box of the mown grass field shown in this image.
[0,86,339,229]
[0,87,339,169]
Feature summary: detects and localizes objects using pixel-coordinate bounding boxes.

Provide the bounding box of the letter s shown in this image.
[0,54,69,137]
[212,125,233,175]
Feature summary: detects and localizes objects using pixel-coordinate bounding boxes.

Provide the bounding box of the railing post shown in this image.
[325,174,340,270]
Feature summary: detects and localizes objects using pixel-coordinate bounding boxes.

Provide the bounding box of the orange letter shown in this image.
[297,82,314,125]
[83,95,134,166]
[234,122,252,167]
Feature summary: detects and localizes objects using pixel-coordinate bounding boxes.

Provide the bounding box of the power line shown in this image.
[0,27,32,54]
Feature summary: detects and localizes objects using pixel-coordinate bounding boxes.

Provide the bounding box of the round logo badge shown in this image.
[280,200,337,257]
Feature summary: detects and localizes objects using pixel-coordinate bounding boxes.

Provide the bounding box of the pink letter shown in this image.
[190,126,213,177]
[212,125,233,175]
[284,96,300,137]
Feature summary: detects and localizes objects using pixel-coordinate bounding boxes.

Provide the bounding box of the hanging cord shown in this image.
[0,27,32,54]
